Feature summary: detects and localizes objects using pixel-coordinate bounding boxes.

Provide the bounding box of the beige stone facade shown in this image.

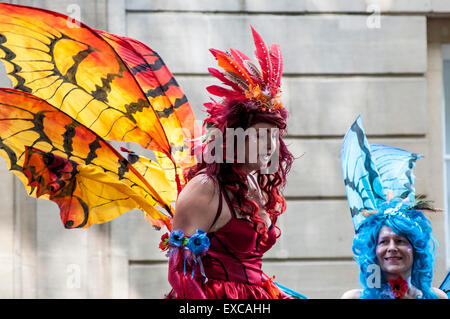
[0,0,449,298]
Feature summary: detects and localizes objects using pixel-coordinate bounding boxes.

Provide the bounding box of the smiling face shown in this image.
[376,226,414,280]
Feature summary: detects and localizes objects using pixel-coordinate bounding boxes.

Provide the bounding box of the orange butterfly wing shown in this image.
[0,3,204,229]
[97,30,199,188]
[0,3,171,156]
[0,88,173,229]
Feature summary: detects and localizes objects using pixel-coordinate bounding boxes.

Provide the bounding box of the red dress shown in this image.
[167,184,283,299]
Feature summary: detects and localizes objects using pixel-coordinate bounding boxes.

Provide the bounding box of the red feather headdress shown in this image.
[205,26,284,127]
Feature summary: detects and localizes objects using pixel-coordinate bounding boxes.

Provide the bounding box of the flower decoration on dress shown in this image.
[186,229,210,255]
[204,26,284,128]
[169,229,189,247]
[159,232,170,252]
[388,276,409,299]
[163,229,210,282]
[186,229,210,282]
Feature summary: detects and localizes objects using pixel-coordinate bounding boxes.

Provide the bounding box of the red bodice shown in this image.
[167,183,282,299]
[201,210,276,286]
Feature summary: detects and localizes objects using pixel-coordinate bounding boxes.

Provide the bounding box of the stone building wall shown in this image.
[0,0,448,298]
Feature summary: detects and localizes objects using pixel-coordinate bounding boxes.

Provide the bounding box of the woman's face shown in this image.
[243,122,279,173]
[376,226,414,279]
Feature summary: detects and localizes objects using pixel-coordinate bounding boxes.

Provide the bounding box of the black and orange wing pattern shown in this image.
[0,88,173,229]
[0,3,202,229]
[97,30,199,188]
[0,3,172,156]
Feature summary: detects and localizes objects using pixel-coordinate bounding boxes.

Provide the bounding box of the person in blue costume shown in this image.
[340,115,447,299]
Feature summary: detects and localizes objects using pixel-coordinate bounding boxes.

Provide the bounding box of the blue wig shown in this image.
[352,201,438,299]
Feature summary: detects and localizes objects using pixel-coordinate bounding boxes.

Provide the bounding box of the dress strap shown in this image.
[209,183,224,230]
[221,185,238,218]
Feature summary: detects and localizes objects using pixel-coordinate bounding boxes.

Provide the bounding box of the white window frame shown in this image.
[440,44,450,269]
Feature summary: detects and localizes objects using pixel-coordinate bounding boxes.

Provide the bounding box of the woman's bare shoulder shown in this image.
[432,287,448,299]
[173,174,220,235]
[340,289,362,299]
[177,174,218,204]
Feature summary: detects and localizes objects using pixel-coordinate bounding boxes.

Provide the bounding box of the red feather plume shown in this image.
[206,85,242,98]
[208,67,243,93]
[250,25,272,84]
[209,49,254,87]
[229,48,251,68]
[270,43,283,89]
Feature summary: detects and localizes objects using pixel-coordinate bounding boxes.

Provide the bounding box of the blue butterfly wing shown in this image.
[341,115,384,231]
[439,271,450,298]
[371,144,422,205]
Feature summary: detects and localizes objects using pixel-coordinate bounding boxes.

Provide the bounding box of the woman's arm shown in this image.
[172,174,220,235]
[167,175,220,298]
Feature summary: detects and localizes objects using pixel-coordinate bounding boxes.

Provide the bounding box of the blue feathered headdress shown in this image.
[341,115,423,232]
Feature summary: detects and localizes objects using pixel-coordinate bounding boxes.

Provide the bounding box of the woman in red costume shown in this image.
[161,27,301,299]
